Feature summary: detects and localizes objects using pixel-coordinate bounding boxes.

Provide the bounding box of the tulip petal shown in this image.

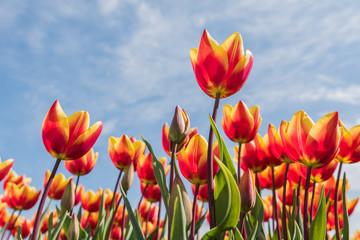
[67,111,90,147]
[190,48,198,71]
[221,32,244,73]
[42,100,69,159]
[65,121,103,160]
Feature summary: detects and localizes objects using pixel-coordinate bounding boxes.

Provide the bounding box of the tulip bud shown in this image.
[169,174,192,226]
[60,178,75,214]
[67,213,79,240]
[169,106,190,145]
[238,169,256,213]
[121,164,134,192]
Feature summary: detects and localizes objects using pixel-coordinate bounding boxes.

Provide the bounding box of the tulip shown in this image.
[299,159,338,183]
[336,123,360,164]
[239,139,267,173]
[67,214,79,240]
[42,100,103,160]
[114,204,128,226]
[43,171,72,200]
[80,210,98,231]
[141,182,161,203]
[4,182,41,210]
[103,189,120,209]
[190,29,253,99]
[11,217,31,239]
[177,134,219,185]
[169,105,190,145]
[192,183,209,202]
[238,169,256,213]
[0,158,13,182]
[64,149,98,176]
[0,202,9,227]
[110,226,122,240]
[60,178,75,213]
[82,188,103,212]
[131,137,146,171]
[222,101,261,143]
[137,154,167,185]
[41,211,58,234]
[3,171,31,189]
[108,135,135,171]
[121,163,134,192]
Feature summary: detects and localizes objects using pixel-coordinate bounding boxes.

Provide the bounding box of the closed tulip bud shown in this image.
[169,105,190,145]
[121,164,134,192]
[238,169,256,213]
[61,178,75,213]
[67,213,79,240]
[169,175,192,226]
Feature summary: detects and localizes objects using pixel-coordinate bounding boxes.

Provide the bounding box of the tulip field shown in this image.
[0,29,359,240]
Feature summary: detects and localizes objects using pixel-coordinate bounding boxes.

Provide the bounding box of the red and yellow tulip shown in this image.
[336,123,360,164]
[137,154,168,185]
[190,29,253,99]
[4,182,41,210]
[64,148,98,176]
[42,100,103,160]
[222,101,261,143]
[108,135,136,171]
[43,171,72,200]
[82,188,103,212]
[0,158,13,182]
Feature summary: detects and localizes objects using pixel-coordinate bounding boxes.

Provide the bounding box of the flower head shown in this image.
[64,149,98,176]
[42,100,103,160]
[4,182,41,210]
[190,29,253,98]
[108,135,135,171]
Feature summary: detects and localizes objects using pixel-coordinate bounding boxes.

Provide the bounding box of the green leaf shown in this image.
[48,212,54,236]
[232,227,244,240]
[16,225,22,240]
[248,221,258,240]
[209,115,237,182]
[292,222,303,240]
[120,185,145,240]
[202,156,240,239]
[170,185,187,240]
[342,172,349,240]
[48,211,68,240]
[309,186,326,240]
[142,136,169,212]
[194,211,208,236]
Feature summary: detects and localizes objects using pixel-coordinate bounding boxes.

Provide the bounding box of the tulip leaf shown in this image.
[209,115,237,181]
[232,227,244,240]
[142,136,169,211]
[16,225,22,240]
[248,221,258,240]
[170,185,187,240]
[292,222,303,240]
[120,185,145,240]
[309,186,326,240]
[48,212,54,236]
[342,172,349,240]
[194,211,208,236]
[202,156,240,239]
[48,211,68,240]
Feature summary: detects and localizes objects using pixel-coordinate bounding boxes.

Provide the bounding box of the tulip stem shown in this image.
[303,166,312,240]
[282,163,289,240]
[70,175,81,216]
[137,183,148,210]
[196,202,203,240]
[31,158,61,240]
[296,177,301,217]
[120,193,127,240]
[145,202,152,237]
[105,195,123,240]
[334,162,343,240]
[310,181,317,223]
[190,184,200,240]
[255,172,261,196]
[271,166,281,240]
[155,196,162,240]
[237,143,242,184]
[169,143,178,194]
[0,209,15,240]
[111,170,123,211]
[207,92,220,229]
[239,212,245,237]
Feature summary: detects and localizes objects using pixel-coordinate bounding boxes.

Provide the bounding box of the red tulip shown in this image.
[64,149,98,176]
[4,182,40,210]
[43,171,72,200]
[0,158,13,182]
[137,154,168,185]
[42,100,103,160]
[108,135,135,171]
[81,188,103,212]
[238,138,267,173]
[336,123,360,164]
[190,29,253,99]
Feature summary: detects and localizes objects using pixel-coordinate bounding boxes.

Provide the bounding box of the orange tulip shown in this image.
[41,211,58,233]
[10,217,31,239]
[238,169,256,213]
[0,202,9,227]
[108,135,135,171]
[3,171,31,189]
[130,137,146,171]
[0,158,13,182]
[42,100,103,160]
[141,182,161,203]
[104,189,120,209]
[280,111,340,169]
[139,201,158,225]
[110,225,122,240]
[222,101,261,143]
[262,195,273,222]
[268,124,293,164]
[137,154,167,185]
[190,29,253,99]
[276,181,297,206]
[327,198,358,230]
[43,171,72,200]
[80,210,98,231]
[239,139,267,173]
[177,134,219,185]
[192,183,209,202]
[4,182,41,210]
[82,188,103,212]
[64,149,98,176]
[336,124,360,163]
[114,204,128,226]
[257,165,286,190]
[352,230,360,240]
[255,133,282,167]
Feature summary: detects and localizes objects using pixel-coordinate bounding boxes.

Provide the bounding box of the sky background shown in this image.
[0,0,360,237]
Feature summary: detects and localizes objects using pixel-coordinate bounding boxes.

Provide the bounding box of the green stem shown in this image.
[31,158,61,240]
[207,92,220,230]
[137,183,148,210]
[310,181,317,224]
[303,166,312,240]
[237,143,242,184]
[169,143,178,194]
[190,184,200,240]
[334,162,343,240]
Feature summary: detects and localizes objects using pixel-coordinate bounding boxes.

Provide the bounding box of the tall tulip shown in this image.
[190,29,253,227]
[34,100,103,240]
[280,111,340,240]
[4,182,41,210]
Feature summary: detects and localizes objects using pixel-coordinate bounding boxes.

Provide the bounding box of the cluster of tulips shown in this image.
[0,29,359,240]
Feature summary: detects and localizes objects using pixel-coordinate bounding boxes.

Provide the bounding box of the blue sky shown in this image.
[1,0,360,236]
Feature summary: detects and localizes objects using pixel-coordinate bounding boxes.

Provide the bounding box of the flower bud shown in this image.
[238,169,256,213]
[67,213,79,240]
[121,164,134,192]
[169,106,190,145]
[60,178,75,214]
[169,174,192,226]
